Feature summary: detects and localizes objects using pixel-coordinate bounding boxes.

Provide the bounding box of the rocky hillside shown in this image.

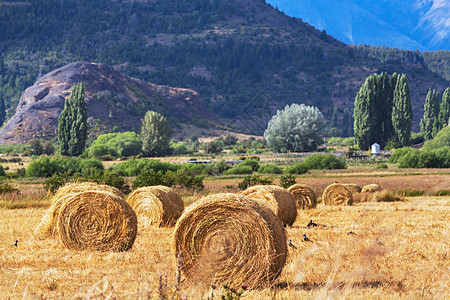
[0,62,212,144]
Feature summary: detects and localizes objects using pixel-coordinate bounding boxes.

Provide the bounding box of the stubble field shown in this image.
[0,170,449,299]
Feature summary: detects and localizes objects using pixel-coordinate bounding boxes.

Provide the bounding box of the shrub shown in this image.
[44,173,68,194]
[285,163,308,174]
[280,174,296,189]
[238,174,273,190]
[26,157,61,177]
[111,159,178,176]
[388,147,412,163]
[238,159,260,171]
[377,163,388,169]
[94,170,130,194]
[303,154,346,170]
[223,165,253,175]
[0,165,5,177]
[258,164,282,174]
[0,179,19,194]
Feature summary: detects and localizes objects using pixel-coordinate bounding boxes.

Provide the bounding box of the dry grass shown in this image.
[0,196,449,298]
[0,171,449,298]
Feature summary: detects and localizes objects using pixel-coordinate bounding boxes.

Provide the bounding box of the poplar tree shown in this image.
[58,82,88,156]
[342,108,350,137]
[432,87,450,136]
[353,74,377,150]
[392,74,412,146]
[420,89,440,140]
[0,92,5,127]
[140,110,172,157]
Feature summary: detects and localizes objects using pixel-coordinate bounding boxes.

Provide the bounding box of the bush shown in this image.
[377,163,388,169]
[258,164,282,174]
[285,163,308,174]
[132,168,203,192]
[396,147,450,168]
[388,147,411,163]
[223,165,253,175]
[94,170,131,194]
[0,179,19,194]
[238,174,273,190]
[87,132,142,158]
[0,165,5,177]
[303,154,346,170]
[237,159,260,171]
[111,159,179,176]
[423,126,450,151]
[280,174,296,189]
[26,157,104,177]
[44,173,68,194]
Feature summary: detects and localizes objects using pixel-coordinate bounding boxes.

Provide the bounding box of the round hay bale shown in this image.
[241,185,297,226]
[361,184,383,193]
[57,191,137,251]
[127,186,184,227]
[343,184,362,194]
[173,193,287,289]
[287,184,317,209]
[36,182,125,237]
[323,183,353,206]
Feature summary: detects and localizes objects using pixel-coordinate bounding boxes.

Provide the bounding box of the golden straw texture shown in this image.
[361,184,383,193]
[127,186,184,227]
[343,184,362,194]
[36,182,125,237]
[172,193,287,289]
[287,184,317,209]
[323,183,353,206]
[241,185,297,226]
[57,191,137,251]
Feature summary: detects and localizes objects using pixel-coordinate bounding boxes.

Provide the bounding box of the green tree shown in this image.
[140,111,172,157]
[420,89,440,140]
[392,74,412,146]
[342,108,350,137]
[354,73,402,150]
[0,91,5,127]
[264,103,325,152]
[433,87,450,136]
[58,82,88,156]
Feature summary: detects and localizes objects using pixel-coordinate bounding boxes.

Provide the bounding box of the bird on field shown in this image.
[347,231,357,236]
[303,234,312,242]
[306,220,318,228]
[6,240,18,248]
[288,239,297,250]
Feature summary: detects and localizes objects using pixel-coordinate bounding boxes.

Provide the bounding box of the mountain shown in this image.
[0,62,212,144]
[0,0,449,141]
[267,0,450,51]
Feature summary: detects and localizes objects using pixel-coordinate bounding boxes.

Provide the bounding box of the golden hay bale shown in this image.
[36,182,125,237]
[126,186,184,227]
[57,191,137,251]
[172,193,287,289]
[361,184,383,193]
[343,184,362,194]
[241,185,297,226]
[323,183,353,206]
[287,184,317,209]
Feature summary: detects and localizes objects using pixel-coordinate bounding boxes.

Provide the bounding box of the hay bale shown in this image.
[361,184,383,193]
[343,184,362,194]
[241,185,297,226]
[287,184,317,209]
[172,193,287,289]
[323,183,353,206]
[57,191,137,251]
[126,186,184,227]
[36,182,125,237]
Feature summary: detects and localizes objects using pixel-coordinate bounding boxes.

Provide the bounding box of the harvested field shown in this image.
[1,195,449,298]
